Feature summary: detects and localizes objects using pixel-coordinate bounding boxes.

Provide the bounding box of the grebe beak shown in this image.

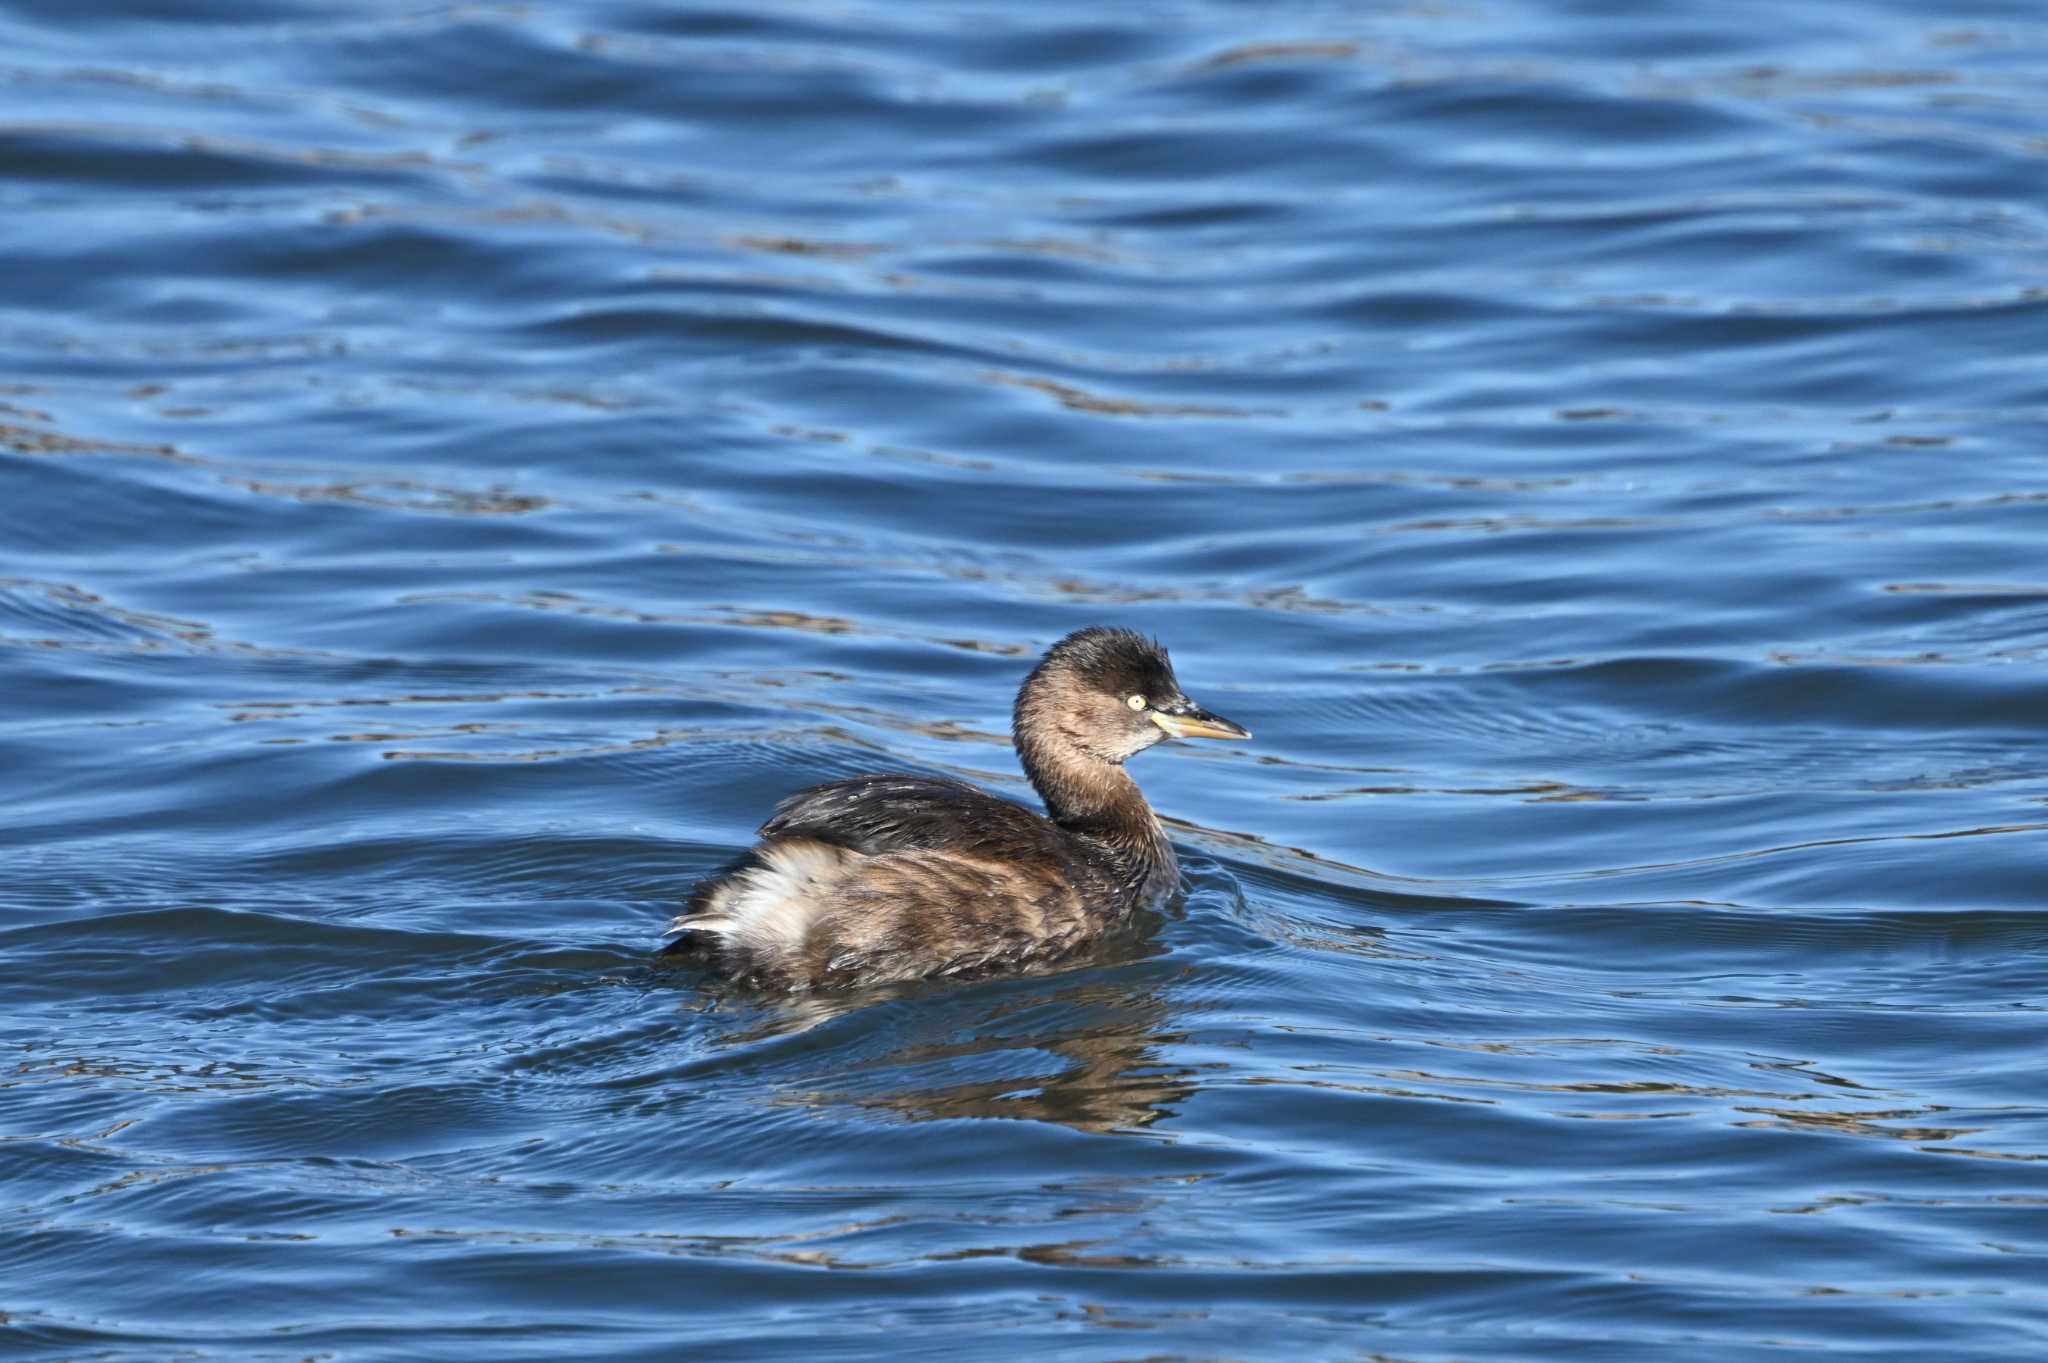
[1149,701,1251,741]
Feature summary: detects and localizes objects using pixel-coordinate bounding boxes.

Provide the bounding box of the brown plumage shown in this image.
[662,626,1251,991]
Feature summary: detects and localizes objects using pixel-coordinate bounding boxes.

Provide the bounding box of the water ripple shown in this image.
[7,0,2048,1358]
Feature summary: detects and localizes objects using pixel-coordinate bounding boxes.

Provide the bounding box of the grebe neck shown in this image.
[1016,726,1173,888]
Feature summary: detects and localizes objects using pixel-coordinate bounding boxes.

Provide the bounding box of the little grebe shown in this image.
[662,626,1249,990]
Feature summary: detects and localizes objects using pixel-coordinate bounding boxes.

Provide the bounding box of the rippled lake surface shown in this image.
[6,1,2048,1357]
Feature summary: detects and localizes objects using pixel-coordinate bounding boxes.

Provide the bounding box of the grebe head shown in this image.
[1015,626,1251,768]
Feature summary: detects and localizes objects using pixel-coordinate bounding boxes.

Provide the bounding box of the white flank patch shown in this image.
[674,839,852,957]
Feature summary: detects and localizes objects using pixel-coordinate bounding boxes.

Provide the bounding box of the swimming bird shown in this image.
[662,626,1250,991]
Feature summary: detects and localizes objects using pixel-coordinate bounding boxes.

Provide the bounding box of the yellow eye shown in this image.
[1127,694,1147,710]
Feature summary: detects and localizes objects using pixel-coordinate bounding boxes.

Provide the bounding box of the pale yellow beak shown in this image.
[1148,705,1252,741]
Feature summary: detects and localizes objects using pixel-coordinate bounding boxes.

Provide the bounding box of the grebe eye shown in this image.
[1127,694,1147,710]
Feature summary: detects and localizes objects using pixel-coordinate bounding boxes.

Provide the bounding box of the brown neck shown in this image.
[1015,722,1168,868]
[1018,729,1130,821]
[1011,668,1177,899]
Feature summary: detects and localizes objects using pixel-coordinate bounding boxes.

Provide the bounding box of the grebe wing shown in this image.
[662,775,1071,962]
[757,773,1069,860]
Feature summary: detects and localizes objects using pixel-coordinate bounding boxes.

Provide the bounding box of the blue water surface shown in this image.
[3,1,2047,1358]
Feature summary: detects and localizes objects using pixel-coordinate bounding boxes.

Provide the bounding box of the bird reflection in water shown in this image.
[686,912,1194,1136]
